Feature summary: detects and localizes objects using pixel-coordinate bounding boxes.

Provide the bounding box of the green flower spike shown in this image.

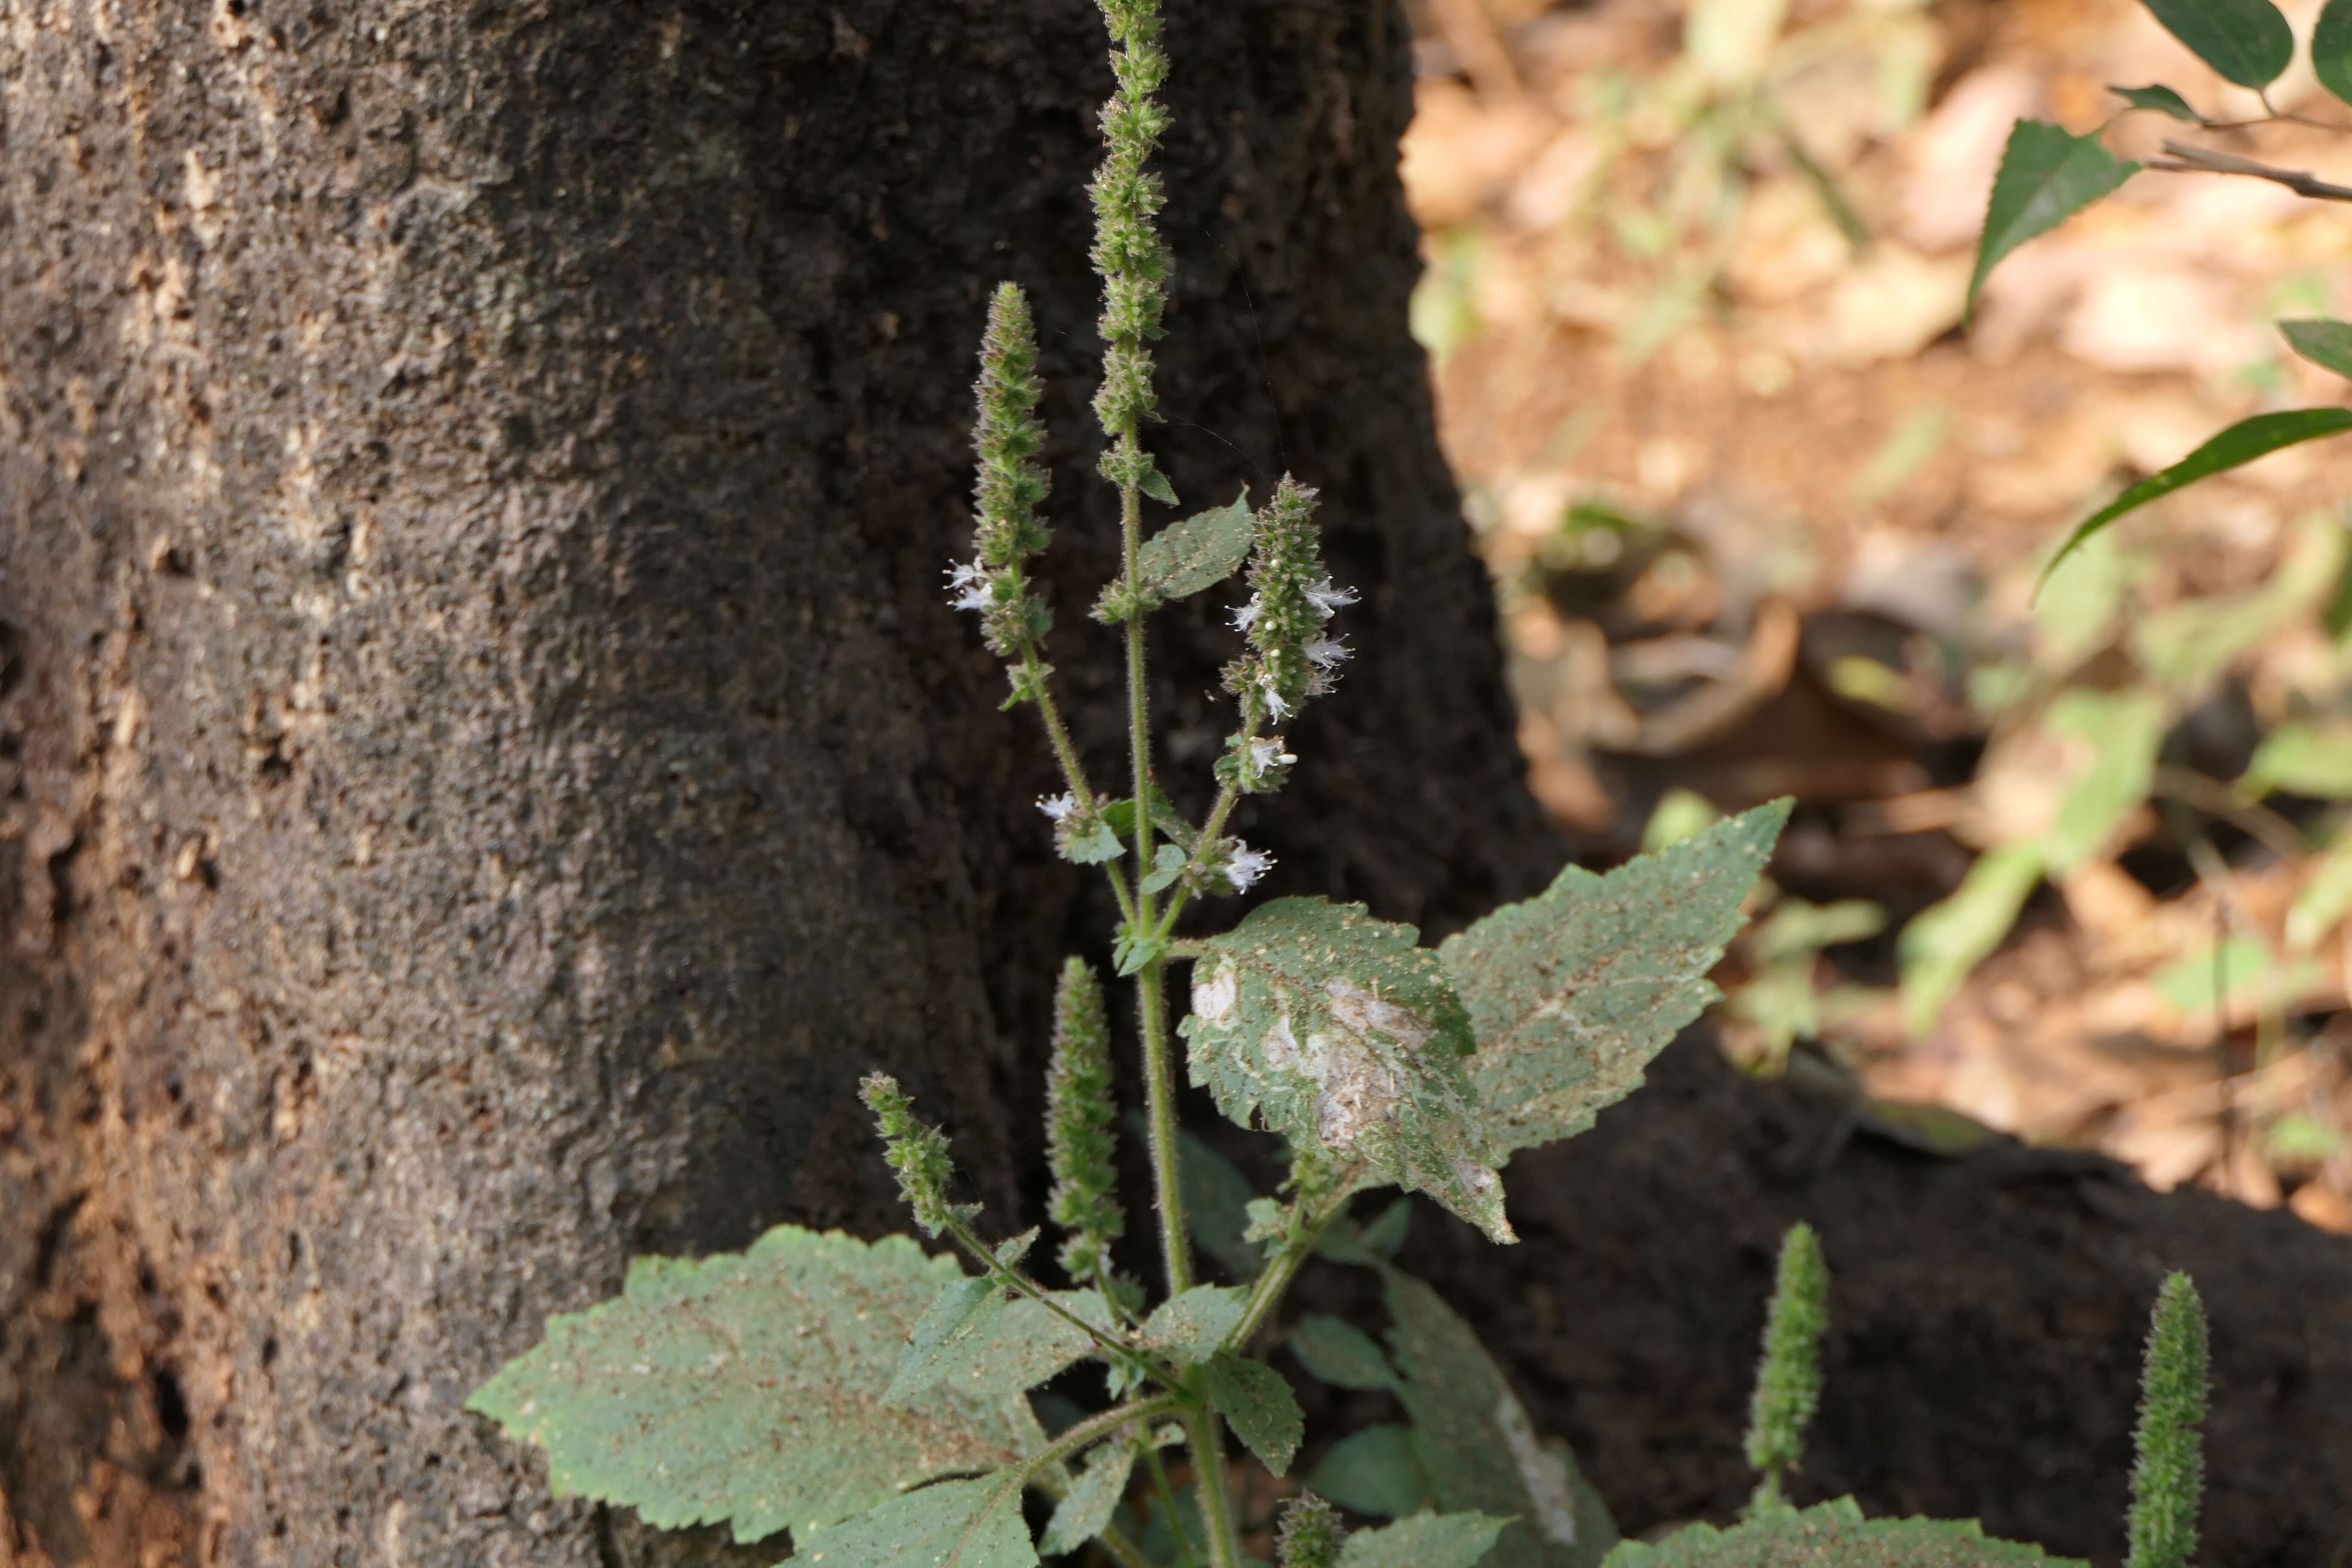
[2126,1271,2208,1568]
[1745,1221,1829,1513]
[1045,957,1124,1280]
[858,1073,978,1238]
[1276,1494,1347,1568]
[949,282,1055,664]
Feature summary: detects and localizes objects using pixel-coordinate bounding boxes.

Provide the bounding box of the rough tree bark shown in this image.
[0,2,1542,1565]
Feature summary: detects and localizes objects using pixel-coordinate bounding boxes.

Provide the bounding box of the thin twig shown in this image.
[2151,139,2352,202]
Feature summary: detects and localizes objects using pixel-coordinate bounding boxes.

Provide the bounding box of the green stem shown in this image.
[1182,1406,1242,1568]
[943,1218,1171,1384]
[1098,1523,1154,1568]
[1138,959,1193,1298]
[1141,1439,1201,1568]
[1222,1185,1354,1352]
[1022,1394,1186,1486]
[1151,772,1245,942]
[1015,640,1137,924]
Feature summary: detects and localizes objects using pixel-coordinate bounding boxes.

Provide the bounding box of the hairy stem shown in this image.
[1023,1394,1186,1485]
[1183,1406,1241,1568]
[943,1217,1171,1383]
[1223,1188,1353,1352]
[1015,638,1137,922]
[1140,1440,1201,1568]
[1137,959,1192,1297]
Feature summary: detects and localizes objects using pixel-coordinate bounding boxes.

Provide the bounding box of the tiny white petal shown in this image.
[1231,597,1262,633]
[1304,637,1350,669]
[1224,845,1274,891]
[1037,792,1079,821]
[953,582,994,612]
[1305,577,1357,619]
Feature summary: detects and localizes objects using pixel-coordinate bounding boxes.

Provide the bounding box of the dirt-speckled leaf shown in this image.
[1141,1286,1249,1364]
[1288,1314,1398,1391]
[1384,1270,1618,1568]
[1139,492,1254,601]
[1040,1445,1136,1556]
[1598,1499,2082,1566]
[1442,802,1786,1161]
[962,1289,1114,1397]
[2109,83,2203,121]
[466,1227,1041,1545]
[1202,1354,1303,1476]
[2040,409,2352,585]
[2319,0,2352,104]
[1341,1513,1511,1568]
[2282,319,2352,381]
[780,1476,1038,1568]
[889,1278,1007,1405]
[1182,898,1510,1243]
[2141,0,2293,88]
[1968,122,2138,316]
[1304,1424,1432,1518]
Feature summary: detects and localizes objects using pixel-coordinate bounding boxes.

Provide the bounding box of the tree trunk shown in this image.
[0,2,1542,1564]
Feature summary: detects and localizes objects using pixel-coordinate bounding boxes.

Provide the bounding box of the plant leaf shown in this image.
[1141,1286,1250,1364]
[1142,843,1189,896]
[1040,1445,1136,1556]
[782,1476,1038,1568]
[888,1278,1008,1406]
[1304,1424,1433,1518]
[1175,1127,1267,1282]
[963,1289,1115,1397]
[1340,1513,1513,1568]
[1182,898,1510,1243]
[1202,1354,1304,1476]
[2319,0,2352,104]
[1596,1498,2081,1565]
[1140,465,1180,507]
[2140,0,2293,88]
[1968,122,2139,317]
[2108,82,2204,121]
[1139,491,1255,601]
[1287,1314,1399,1391]
[465,1227,1041,1545]
[1066,819,1128,865]
[1384,1270,1619,1568]
[2282,318,2352,380]
[1899,841,2044,1038]
[2038,408,2352,586]
[1442,802,1787,1162]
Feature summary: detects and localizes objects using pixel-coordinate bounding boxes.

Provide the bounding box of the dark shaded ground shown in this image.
[1289,1032,2352,1566]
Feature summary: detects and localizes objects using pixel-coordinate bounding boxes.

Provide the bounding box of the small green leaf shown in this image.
[1140,465,1181,507]
[1444,803,1787,1162]
[1142,843,1189,896]
[465,1227,1040,1545]
[2109,83,2205,121]
[2281,319,2352,381]
[2141,0,2293,88]
[1597,1498,2082,1565]
[1203,1354,1304,1475]
[2317,0,2352,105]
[1359,1197,1411,1259]
[1304,1425,1433,1519]
[1114,923,1171,978]
[888,1278,1008,1406]
[1288,1315,1399,1391]
[1899,842,2044,1038]
[1041,1445,1136,1556]
[1969,121,2140,317]
[1175,1128,1268,1282]
[995,1229,1040,1270]
[1098,786,1195,850]
[1182,898,1510,1242]
[2244,720,2352,798]
[783,1476,1038,1568]
[1384,1270,1619,1568]
[1141,1286,1250,1364]
[1067,819,1128,866]
[2038,409,2352,586]
[2043,689,2165,872]
[1141,492,1255,600]
[1340,1513,1512,1568]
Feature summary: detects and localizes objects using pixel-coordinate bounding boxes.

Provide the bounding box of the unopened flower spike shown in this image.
[1045,957,1124,1281]
[858,1073,978,1238]
[952,282,1055,662]
[1087,0,1173,496]
[1275,1495,1345,1568]
[2127,1271,2207,1568]
[1744,1220,1828,1513]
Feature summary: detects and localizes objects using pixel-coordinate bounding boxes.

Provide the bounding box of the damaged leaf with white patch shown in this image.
[1179,898,1511,1242]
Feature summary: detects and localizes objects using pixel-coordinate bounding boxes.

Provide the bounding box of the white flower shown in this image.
[1259,673,1292,721]
[946,560,993,612]
[1305,577,1357,619]
[1247,737,1295,774]
[1037,792,1079,821]
[1231,597,1262,633]
[1224,843,1274,891]
[1304,636,1350,670]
